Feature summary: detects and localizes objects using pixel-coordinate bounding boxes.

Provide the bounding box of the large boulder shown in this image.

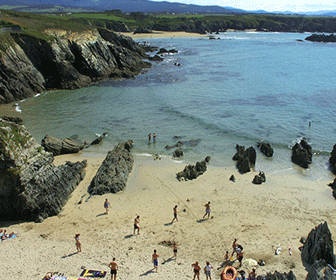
[173,149,183,158]
[329,145,336,175]
[0,119,86,221]
[88,140,134,195]
[252,171,266,185]
[257,142,274,157]
[176,156,210,181]
[291,139,312,168]
[232,145,256,174]
[301,222,334,270]
[256,271,296,280]
[306,259,336,280]
[41,135,86,155]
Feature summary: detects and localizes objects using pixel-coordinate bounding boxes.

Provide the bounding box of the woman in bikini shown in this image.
[75,234,81,252]
[192,261,201,280]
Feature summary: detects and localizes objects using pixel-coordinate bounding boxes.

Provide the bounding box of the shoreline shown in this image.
[119,30,207,39]
[2,153,336,280]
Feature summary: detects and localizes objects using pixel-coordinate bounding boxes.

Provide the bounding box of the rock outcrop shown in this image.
[176,156,210,181]
[41,135,86,156]
[1,116,23,125]
[0,119,86,221]
[90,133,108,145]
[328,178,336,199]
[305,34,336,43]
[165,139,201,150]
[173,148,183,158]
[291,139,312,168]
[252,171,266,185]
[0,28,151,104]
[301,222,334,270]
[329,145,336,175]
[157,48,178,55]
[257,142,274,157]
[88,140,134,195]
[232,145,256,174]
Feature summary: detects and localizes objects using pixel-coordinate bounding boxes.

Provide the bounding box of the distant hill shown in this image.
[0,0,246,14]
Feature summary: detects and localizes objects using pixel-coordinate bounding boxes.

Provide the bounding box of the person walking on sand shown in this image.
[148,133,152,144]
[224,251,229,262]
[104,198,111,214]
[237,250,244,268]
[231,238,237,257]
[133,215,140,235]
[152,249,159,272]
[75,234,81,253]
[204,261,213,280]
[192,261,201,280]
[153,133,157,143]
[108,258,118,280]
[173,244,178,259]
[171,205,178,223]
[203,201,211,219]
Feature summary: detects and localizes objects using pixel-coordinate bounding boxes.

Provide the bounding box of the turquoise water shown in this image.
[19,32,336,179]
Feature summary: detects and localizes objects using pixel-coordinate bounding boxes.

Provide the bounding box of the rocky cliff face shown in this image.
[0,28,151,103]
[0,118,86,221]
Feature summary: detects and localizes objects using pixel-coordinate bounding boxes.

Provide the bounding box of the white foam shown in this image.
[15,104,22,113]
[34,93,41,98]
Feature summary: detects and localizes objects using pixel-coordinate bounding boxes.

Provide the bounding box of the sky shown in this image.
[151,0,336,12]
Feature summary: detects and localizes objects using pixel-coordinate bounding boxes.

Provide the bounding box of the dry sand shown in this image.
[2,153,336,280]
[119,31,206,39]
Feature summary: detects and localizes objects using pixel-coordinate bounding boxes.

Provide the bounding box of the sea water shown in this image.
[18,32,336,180]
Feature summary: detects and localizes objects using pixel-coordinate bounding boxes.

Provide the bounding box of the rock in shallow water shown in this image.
[232,144,256,174]
[41,135,86,155]
[257,142,274,157]
[0,119,86,221]
[88,140,134,195]
[291,139,312,168]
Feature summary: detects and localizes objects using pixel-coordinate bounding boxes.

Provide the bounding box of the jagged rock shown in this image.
[149,55,164,62]
[257,142,274,157]
[173,149,183,158]
[165,141,183,150]
[90,132,107,145]
[229,175,235,182]
[252,171,266,185]
[0,29,152,104]
[41,135,85,155]
[165,139,201,150]
[0,119,86,221]
[256,271,296,280]
[306,259,336,280]
[305,34,336,43]
[291,139,312,168]
[157,48,178,55]
[329,145,336,175]
[176,156,210,181]
[301,222,334,270]
[232,145,256,174]
[1,115,23,125]
[88,140,134,195]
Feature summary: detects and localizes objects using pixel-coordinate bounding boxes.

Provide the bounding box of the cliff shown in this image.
[0,118,87,221]
[0,28,151,103]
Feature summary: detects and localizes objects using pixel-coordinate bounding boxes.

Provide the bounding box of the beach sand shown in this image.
[119,30,206,39]
[2,153,336,280]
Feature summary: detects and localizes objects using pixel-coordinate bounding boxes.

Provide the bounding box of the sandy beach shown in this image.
[119,30,207,39]
[2,152,336,280]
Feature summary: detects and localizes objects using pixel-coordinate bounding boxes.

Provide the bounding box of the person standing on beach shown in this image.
[108,258,118,280]
[173,244,178,259]
[203,201,211,219]
[171,205,178,223]
[231,238,237,257]
[237,250,244,268]
[153,133,157,143]
[104,198,111,214]
[148,133,151,144]
[192,261,201,280]
[152,249,159,272]
[224,251,229,262]
[133,215,140,235]
[204,261,213,280]
[75,234,81,253]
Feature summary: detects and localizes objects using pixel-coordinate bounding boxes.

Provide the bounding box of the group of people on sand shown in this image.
[192,261,214,280]
[0,229,16,241]
[147,133,157,144]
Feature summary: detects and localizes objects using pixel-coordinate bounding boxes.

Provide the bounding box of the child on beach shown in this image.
[171,205,178,223]
[204,261,213,280]
[75,234,81,252]
[203,202,211,219]
[133,216,140,235]
[152,250,159,272]
[192,261,201,280]
[104,199,111,214]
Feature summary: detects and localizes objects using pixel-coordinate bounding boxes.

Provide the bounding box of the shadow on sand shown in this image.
[162,257,174,265]
[124,234,133,239]
[140,269,154,277]
[61,252,78,259]
[96,213,107,217]
[164,222,173,226]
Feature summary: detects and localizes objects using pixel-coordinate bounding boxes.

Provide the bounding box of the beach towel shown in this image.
[80,270,106,278]
[51,277,90,280]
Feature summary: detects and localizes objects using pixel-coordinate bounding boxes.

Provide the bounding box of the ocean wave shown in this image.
[15,103,22,113]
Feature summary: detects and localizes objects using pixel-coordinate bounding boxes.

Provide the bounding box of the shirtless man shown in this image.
[152,250,159,272]
[108,258,118,280]
[202,201,211,219]
[171,205,178,223]
[104,199,111,214]
[192,261,201,280]
[134,216,140,235]
[231,238,237,257]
